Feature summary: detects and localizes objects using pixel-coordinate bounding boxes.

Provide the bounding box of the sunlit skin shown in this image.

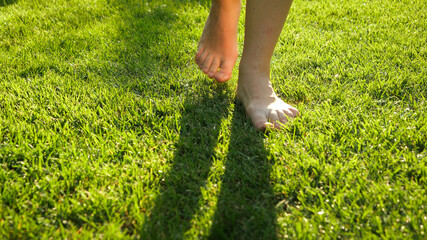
[196,0,299,130]
[195,0,240,83]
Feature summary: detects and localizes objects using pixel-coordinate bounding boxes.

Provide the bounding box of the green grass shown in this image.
[0,0,426,239]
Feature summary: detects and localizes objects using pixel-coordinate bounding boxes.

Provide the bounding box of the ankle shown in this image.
[237,69,275,100]
[239,57,270,76]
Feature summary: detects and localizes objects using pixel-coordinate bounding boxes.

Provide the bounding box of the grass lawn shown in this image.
[0,0,426,238]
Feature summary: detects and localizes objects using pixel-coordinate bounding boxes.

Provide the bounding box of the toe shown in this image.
[248,107,270,131]
[213,60,234,82]
[202,55,214,74]
[207,58,220,78]
[256,122,274,131]
[268,110,282,128]
[289,107,300,117]
[283,108,295,118]
[277,111,288,124]
[197,51,208,68]
[195,47,204,61]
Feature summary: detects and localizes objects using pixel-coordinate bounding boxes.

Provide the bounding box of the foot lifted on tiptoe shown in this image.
[237,65,299,131]
[195,0,240,82]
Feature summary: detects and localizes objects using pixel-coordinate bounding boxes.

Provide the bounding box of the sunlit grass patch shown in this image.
[0,0,426,238]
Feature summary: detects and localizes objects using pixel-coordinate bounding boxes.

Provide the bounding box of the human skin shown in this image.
[195,0,241,83]
[196,0,299,130]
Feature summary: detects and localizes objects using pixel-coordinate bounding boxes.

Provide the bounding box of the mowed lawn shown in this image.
[0,0,426,238]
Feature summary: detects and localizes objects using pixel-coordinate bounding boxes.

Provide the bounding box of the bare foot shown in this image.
[195,0,240,83]
[236,64,299,131]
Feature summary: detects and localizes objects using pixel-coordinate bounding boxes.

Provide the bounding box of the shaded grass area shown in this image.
[0,0,426,239]
[141,86,233,239]
[0,0,16,7]
[208,104,277,240]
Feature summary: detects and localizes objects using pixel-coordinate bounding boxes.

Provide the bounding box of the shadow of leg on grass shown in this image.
[208,102,278,240]
[140,84,232,239]
[0,0,17,7]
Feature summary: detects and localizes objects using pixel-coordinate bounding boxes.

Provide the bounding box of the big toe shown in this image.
[268,110,284,129]
[213,60,234,82]
[248,109,271,131]
[256,122,274,131]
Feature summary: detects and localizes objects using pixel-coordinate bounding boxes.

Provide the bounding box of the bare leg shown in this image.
[237,0,299,130]
[195,0,241,83]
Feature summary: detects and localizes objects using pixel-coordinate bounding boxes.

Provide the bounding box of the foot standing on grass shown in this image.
[195,0,299,131]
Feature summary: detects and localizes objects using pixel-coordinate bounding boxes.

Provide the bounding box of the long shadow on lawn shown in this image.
[208,102,278,240]
[140,84,232,239]
[112,0,277,238]
[141,94,278,239]
[0,0,17,7]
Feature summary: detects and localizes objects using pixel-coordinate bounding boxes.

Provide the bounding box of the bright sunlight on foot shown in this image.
[237,67,299,131]
[195,0,240,83]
